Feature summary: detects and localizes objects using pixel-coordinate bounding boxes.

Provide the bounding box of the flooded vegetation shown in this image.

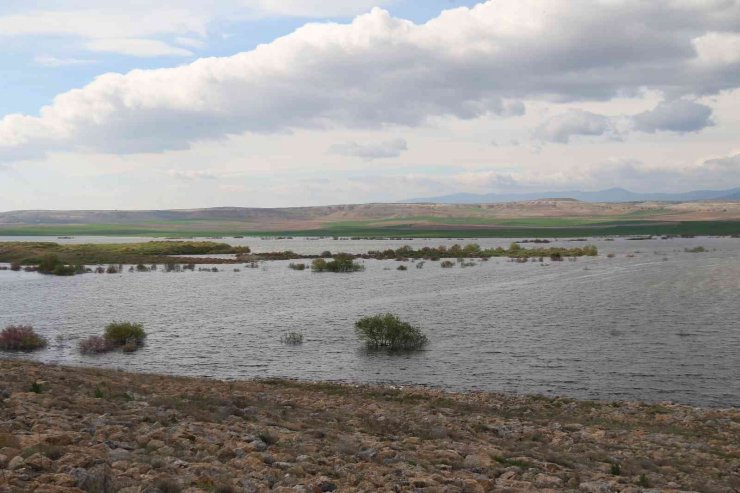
[1,235,737,407]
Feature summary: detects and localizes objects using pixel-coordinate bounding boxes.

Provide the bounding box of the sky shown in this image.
[0,0,739,211]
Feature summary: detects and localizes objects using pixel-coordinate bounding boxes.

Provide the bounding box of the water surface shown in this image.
[1,236,738,407]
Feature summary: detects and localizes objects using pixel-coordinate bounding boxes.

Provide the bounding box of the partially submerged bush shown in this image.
[79,335,114,354]
[312,254,364,273]
[36,254,79,276]
[0,325,47,351]
[440,260,455,268]
[280,332,304,345]
[355,314,428,350]
[289,262,306,271]
[104,321,146,347]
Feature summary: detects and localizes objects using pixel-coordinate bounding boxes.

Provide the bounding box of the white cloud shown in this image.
[34,55,96,67]
[0,8,206,39]
[166,169,218,180]
[2,1,740,161]
[86,38,193,57]
[329,138,407,160]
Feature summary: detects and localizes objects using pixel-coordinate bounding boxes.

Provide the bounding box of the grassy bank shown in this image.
[0,360,737,492]
[0,241,248,266]
[0,220,738,238]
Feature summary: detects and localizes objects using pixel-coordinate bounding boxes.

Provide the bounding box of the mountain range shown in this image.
[403,187,740,204]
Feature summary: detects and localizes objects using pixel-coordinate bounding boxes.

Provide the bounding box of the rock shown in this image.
[463,453,490,469]
[316,481,338,492]
[579,481,613,492]
[73,464,114,493]
[8,455,24,470]
[147,439,165,450]
[24,452,50,471]
[0,453,8,468]
[535,473,563,488]
[108,448,131,462]
[357,448,377,460]
[250,439,268,452]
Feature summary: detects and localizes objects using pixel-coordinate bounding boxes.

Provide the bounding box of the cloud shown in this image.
[533,110,617,143]
[703,153,740,169]
[632,99,714,134]
[535,99,715,143]
[34,55,97,67]
[166,169,218,180]
[329,138,408,160]
[86,38,193,57]
[2,1,740,160]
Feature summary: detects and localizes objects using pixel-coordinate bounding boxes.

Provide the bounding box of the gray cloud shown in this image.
[633,99,714,133]
[533,110,616,143]
[535,99,715,143]
[329,138,408,160]
[1,1,740,159]
[703,153,740,169]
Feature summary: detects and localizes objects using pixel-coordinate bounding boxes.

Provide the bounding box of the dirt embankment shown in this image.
[0,361,738,492]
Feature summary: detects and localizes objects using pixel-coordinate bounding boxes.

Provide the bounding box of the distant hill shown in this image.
[404,187,740,204]
[1,199,739,237]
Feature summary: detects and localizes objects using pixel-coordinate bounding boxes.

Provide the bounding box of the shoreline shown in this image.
[1,361,737,492]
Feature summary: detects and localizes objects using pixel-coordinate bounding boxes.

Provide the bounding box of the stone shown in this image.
[316,481,338,492]
[8,455,24,470]
[74,464,115,493]
[463,453,490,469]
[579,481,613,492]
[250,439,268,452]
[108,448,131,462]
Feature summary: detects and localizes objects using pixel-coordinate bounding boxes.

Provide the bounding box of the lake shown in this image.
[1,235,738,407]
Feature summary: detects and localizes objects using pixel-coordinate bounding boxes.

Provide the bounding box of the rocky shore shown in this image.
[0,361,737,492]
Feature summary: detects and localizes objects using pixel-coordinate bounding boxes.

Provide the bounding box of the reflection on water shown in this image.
[1,236,738,407]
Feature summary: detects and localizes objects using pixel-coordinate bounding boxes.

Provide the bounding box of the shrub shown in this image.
[638,474,650,487]
[289,263,306,271]
[355,314,428,350]
[440,260,455,268]
[280,332,304,345]
[312,255,364,273]
[0,325,48,351]
[36,254,78,276]
[52,264,76,276]
[79,335,114,354]
[104,321,146,347]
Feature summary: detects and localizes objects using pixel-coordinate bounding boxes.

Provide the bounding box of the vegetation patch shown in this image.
[280,332,304,345]
[105,321,146,347]
[311,254,365,272]
[78,335,115,354]
[0,325,47,351]
[0,241,249,270]
[355,314,428,350]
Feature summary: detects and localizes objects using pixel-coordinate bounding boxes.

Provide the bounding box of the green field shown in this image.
[0,220,738,238]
